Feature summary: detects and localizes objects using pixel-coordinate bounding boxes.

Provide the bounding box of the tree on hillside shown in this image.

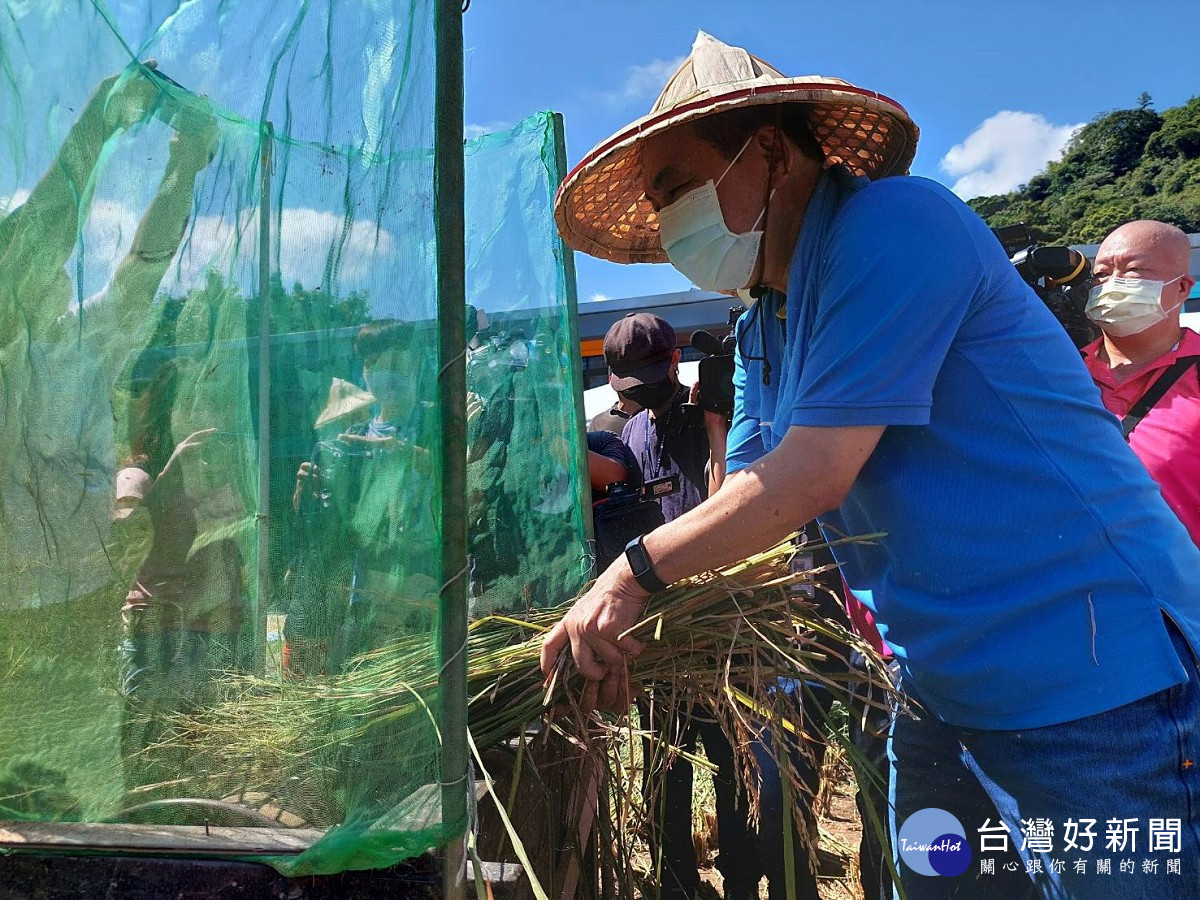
[969,96,1200,244]
[1065,107,1161,181]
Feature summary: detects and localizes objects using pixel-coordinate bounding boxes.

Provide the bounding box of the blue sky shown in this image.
[463,0,1197,304]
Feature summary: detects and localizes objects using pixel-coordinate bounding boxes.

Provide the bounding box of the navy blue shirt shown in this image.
[587,430,641,503]
[622,388,708,524]
[727,168,1200,729]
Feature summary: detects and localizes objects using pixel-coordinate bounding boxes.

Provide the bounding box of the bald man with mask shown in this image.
[1082,221,1200,545]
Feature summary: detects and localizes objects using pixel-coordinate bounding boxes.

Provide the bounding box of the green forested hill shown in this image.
[968,94,1200,245]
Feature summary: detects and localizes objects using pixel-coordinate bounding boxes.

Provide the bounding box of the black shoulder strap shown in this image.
[1121,356,1200,440]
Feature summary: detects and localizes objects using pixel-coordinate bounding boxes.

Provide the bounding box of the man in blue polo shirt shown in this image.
[542,33,1200,898]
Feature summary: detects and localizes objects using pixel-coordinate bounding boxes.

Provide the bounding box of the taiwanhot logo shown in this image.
[897,807,972,877]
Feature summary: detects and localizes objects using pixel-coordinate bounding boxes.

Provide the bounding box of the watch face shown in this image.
[625,538,648,575]
[626,537,665,592]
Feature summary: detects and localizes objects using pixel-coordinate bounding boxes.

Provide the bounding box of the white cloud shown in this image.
[597,56,686,105]
[464,121,512,140]
[623,56,685,101]
[589,292,610,303]
[181,207,398,290]
[940,111,1084,199]
[68,198,396,296]
[85,198,141,258]
[6,188,394,295]
[0,188,31,215]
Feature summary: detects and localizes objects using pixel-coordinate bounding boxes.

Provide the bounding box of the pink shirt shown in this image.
[840,575,892,659]
[1082,327,1200,547]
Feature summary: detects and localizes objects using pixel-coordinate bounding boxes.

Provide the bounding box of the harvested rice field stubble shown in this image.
[612,704,869,900]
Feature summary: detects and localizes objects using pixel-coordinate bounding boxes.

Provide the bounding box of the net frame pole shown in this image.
[550,112,596,577]
[257,123,274,640]
[435,1,468,897]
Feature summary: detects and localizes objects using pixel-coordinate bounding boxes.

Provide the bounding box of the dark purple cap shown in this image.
[603,313,676,391]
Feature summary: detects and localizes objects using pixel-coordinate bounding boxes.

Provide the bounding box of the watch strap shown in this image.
[625,535,668,594]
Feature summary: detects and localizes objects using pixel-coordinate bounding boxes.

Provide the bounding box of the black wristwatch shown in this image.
[625,535,669,594]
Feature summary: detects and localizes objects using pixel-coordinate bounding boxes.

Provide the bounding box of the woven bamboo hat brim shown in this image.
[555,31,919,265]
[314,377,376,429]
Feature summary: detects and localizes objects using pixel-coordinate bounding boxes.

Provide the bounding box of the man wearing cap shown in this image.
[1082,220,1200,547]
[607,312,726,515]
[542,31,1200,898]
[605,311,758,899]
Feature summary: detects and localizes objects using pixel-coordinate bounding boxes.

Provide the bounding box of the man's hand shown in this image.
[337,431,435,475]
[96,60,170,133]
[466,391,485,425]
[539,555,650,712]
[160,427,216,478]
[293,460,319,514]
[540,423,887,703]
[688,381,729,495]
[688,381,728,435]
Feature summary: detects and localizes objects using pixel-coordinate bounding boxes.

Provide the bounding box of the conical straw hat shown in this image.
[555,31,919,264]
[314,377,376,429]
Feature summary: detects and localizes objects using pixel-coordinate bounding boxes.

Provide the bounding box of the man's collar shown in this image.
[783,165,869,303]
[1086,327,1200,385]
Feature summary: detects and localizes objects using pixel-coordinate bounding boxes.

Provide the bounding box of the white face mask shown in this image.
[1086,274,1185,337]
[657,136,770,292]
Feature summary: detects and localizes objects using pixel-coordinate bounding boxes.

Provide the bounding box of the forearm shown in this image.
[588,451,628,491]
[538,424,883,687]
[0,97,112,334]
[107,154,204,324]
[643,424,883,586]
[644,461,823,587]
[705,417,728,496]
[1,81,131,243]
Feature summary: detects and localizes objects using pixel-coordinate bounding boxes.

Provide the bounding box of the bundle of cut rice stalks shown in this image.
[151,534,898,893]
[528,534,900,898]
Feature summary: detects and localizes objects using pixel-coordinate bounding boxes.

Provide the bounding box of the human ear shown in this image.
[753,124,791,178]
[1172,275,1195,309]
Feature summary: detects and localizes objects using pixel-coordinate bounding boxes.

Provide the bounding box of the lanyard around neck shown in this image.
[643,386,685,478]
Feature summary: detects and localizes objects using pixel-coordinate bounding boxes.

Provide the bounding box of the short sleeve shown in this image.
[586,430,620,460]
[789,183,985,427]
[588,430,641,489]
[726,314,766,474]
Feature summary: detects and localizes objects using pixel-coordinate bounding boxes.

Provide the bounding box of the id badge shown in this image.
[789,550,816,600]
[643,474,681,499]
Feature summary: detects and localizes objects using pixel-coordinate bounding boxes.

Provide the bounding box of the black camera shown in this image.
[601,480,643,504]
[689,306,746,417]
[991,224,1098,349]
[592,481,666,571]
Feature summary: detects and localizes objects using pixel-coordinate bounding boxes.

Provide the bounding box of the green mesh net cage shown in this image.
[0,0,588,876]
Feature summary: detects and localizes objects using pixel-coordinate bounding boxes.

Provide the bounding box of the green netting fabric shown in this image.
[464,117,592,617]
[1,0,587,876]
